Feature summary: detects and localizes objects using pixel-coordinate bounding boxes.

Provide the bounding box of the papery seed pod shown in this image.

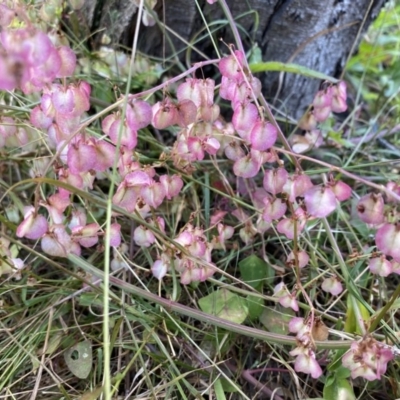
[286,250,309,269]
[376,223,400,262]
[263,168,288,195]
[321,276,343,295]
[56,46,77,78]
[232,102,259,140]
[299,110,317,131]
[311,317,329,341]
[219,50,246,83]
[152,100,178,129]
[249,120,277,151]
[357,193,384,224]
[233,152,262,178]
[368,255,392,277]
[330,180,352,201]
[304,185,337,218]
[126,100,152,131]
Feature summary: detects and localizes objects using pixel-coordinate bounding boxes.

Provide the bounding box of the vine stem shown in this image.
[275,147,400,202]
[68,254,352,350]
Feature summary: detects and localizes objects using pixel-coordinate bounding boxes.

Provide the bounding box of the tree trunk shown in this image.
[79,0,385,118]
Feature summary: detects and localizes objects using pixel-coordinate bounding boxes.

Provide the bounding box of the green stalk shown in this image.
[369,283,400,333]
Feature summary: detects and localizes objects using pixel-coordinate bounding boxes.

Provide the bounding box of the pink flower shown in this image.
[286,250,309,269]
[376,223,400,262]
[321,276,343,296]
[263,168,288,196]
[342,336,394,381]
[368,256,392,277]
[16,206,48,240]
[304,185,337,218]
[357,193,385,225]
[133,226,155,247]
[274,282,299,312]
[219,50,246,83]
[152,255,169,280]
[291,347,323,379]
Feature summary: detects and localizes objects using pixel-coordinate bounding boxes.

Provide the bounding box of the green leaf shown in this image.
[335,366,351,380]
[214,378,227,400]
[249,61,339,83]
[323,378,355,400]
[246,294,264,320]
[259,305,294,335]
[37,331,63,356]
[344,294,370,334]
[324,374,336,388]
[198,289,248,324]
[239,255,269,289]
[327,131,354,148]
[79,386,103,400]
[64,340,93,379]
[249,45,262,64]
[78,292,102,307]
[220,377,239,393]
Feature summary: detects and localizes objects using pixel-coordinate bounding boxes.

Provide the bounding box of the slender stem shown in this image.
[369,284,400,333]
[218,0,245,55]
[225,361,285,400]
[69,254,353,350]
[276,147,400,203]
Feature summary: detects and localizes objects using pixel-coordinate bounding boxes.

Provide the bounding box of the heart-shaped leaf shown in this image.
[198,289,248,324]
[239,255,269,290]
[64,340,92,379]
[259,305,294,335]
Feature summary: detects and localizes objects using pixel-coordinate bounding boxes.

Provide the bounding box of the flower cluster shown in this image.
[342,336,394,381]
[294,81,348,152]
[151,224,216,284]
[273,282,299,311]
[356,183,400,277]
[0,10,76,94]
[219,50,277,178]
[288,317,326,379]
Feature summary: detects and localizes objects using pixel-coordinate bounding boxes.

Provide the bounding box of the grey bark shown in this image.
[79,0,386,119]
